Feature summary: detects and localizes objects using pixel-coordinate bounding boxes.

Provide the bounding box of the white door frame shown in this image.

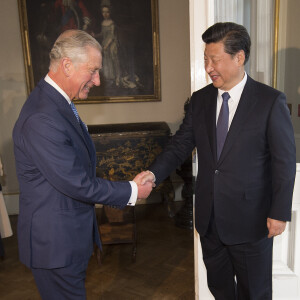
[189,0,214,298]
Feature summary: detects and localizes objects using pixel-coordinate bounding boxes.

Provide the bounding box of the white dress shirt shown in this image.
[44,75,138,205]
[216,72,248,129]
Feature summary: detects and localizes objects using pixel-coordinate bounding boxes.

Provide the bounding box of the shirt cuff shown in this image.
[128,181,138,206]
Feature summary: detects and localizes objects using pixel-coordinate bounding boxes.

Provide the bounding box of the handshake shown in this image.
[133,170,156,200]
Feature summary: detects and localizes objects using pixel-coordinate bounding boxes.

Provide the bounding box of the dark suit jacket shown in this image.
[13,79,131,269]
[149,76,296,245]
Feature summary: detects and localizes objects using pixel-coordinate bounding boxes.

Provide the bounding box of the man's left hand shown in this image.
[267,218,287,238]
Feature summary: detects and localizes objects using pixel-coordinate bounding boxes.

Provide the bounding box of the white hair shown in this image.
[49,30,102,71]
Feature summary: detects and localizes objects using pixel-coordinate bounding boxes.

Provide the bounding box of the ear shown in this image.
[61,58,74,77]
[236,50,245,66]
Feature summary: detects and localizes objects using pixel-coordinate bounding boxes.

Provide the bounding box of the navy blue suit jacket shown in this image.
[13,79,131,269]
[149,76,296,245]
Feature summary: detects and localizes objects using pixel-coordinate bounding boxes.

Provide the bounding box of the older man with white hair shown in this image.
[13,30,153,299]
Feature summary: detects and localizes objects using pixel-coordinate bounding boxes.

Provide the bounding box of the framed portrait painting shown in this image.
[18,0,161,103]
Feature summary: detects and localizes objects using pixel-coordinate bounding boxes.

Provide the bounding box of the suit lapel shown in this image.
[205,87,218,164]
[79,119,96,162]
[41,80,93,158]
[217,76,259,164]
[63,107,95,159]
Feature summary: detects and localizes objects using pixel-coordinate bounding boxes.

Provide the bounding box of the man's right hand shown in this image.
[133,171,155,199]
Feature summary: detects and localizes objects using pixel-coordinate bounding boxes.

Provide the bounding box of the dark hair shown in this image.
[202,22,251,65]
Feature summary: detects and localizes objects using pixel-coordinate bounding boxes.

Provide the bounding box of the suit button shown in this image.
[215,170,219,175]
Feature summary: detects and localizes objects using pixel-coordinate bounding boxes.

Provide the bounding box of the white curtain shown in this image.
[214,0,274,86]
[0,156,12,238]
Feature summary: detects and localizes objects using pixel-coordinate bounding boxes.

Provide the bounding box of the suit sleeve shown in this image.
[149,96,196,185]
[21,113,131,208]
[267,93,296,221]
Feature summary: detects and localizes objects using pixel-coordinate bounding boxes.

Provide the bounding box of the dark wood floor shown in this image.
[0,202,194,300]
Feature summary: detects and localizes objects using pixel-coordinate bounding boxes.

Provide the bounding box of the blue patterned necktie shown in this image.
[217,92,230,159]
[70,102,79,122]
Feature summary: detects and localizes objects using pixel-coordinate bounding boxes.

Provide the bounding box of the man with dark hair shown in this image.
[140,22,296,299]
[202,22,251,64]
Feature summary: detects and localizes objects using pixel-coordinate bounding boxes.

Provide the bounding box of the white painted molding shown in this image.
[189,0,214,298]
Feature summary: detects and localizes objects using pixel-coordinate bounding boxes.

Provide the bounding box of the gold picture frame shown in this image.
[18,0,161,104]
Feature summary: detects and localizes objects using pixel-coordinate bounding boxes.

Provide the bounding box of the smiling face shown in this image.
[204,41,245,91]
[69,46,102,100]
